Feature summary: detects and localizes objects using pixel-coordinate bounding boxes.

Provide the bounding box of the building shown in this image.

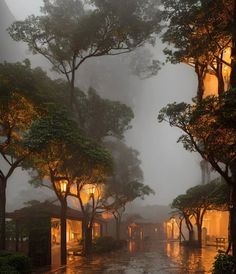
[6,202,107,267]
[128,218,165,241]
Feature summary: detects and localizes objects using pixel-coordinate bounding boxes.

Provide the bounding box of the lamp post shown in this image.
[55,179,68,265]
[170,218,175,240]
[88,185,96,198]
[56,179,68,197]
[84,184,96,255]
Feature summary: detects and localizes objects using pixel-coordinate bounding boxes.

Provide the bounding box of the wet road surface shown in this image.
[46,240,220,274]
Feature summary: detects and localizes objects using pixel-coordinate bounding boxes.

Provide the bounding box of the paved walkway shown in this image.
[44,241,219,274]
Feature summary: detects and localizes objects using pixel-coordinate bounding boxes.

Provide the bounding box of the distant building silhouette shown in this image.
[200,160,211,184]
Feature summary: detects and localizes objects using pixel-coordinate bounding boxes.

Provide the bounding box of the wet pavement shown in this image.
[46,240,220,274]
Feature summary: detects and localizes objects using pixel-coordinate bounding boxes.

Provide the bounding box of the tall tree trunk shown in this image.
[197,224,202,247]
[0,179,6,250]
[189,230,194,242]
[60,202,67,265]
[230,161,236,270]
[185,217,194,243]
[195,62,206,101]
[70,74,75,109]
[230,0,236,89]
[82,220,92,256]
[86,226,93,255]
[115,216,121,241]
[217,58,225,96]
[178,218,186,242]
[229,2,236,268]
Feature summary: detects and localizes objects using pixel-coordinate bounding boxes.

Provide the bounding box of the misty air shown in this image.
[0,0,236,273]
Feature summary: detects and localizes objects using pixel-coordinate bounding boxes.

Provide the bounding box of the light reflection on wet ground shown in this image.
[47,241,219,274]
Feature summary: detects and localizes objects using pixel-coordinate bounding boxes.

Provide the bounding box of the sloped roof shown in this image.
[6,202,106,223]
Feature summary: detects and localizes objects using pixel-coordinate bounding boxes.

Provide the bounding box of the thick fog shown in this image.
[4,0,202,209]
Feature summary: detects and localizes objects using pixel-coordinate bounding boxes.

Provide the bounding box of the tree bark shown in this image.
[195,62,206,101]
[197,224,202,247]
[178,218,186,242]
[115,216,121,241]
[189,230,194,242]
[0,178,6,250]
[184,215,194,243]
[230,161,236,270]
[217,58,225,95]
[60,202,67,265]
[82,220,92,256]
[230,1,236,89]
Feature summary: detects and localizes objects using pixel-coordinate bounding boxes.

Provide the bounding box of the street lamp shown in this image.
[88,185,96,197]
[170,218,175,240]
[56,179,68,196]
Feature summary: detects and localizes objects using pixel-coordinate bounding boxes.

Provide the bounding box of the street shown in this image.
[47,240,219,274]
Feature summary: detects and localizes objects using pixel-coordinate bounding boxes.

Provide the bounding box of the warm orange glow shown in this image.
[60,180,67,194]
[202,210,229,244]
[81,184,103,203]
[165,218,179,240]
[203,73,218,97]
[92,223,101,238]
[203,47,231,97]
[101,211,113,219]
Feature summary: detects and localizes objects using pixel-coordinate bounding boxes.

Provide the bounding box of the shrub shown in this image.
[93,236,116,253]
[93,236,126,253]
[212,252,235,274]
[7,254,32,273]
[0,264,19,273]
[0,252,32,274]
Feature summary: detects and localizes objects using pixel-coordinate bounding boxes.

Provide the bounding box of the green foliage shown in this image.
[158,90,236,184]
[8,0,161,97]
[9,0,161,66]
[172,180,230,213]
[212,252,235,274]
[0,60,69,111]
[7,254,32,274]
[161,0,233,98]
[77,88,134,141]
[0,252,31,274]
[93,236,125,253]
[161,0,232,66]
[24,107,112,195]
[103,140,154,213]
[0,264,19,274]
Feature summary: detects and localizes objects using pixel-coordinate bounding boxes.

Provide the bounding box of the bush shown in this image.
[93,236,125,253]
[0,252,32,274]
[212,252,235,274]
[8,254,32,273]
[0,264,19,273]
[93,236,116,253]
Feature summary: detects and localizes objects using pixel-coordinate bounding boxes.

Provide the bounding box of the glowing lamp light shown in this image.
[88,185,96,195]
[56,180,68,196]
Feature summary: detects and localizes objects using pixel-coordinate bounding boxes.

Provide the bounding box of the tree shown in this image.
[76,88,134,142]
[9,0,161,109]
[158,90,236,253]
[186,181,229,246]
[25,107,112,264]
[172,180,230,246]
[102,140,154,240]
[0,61,49,250]
[69,172,109,256]
[161,0,233,99]
[172,194,195,243]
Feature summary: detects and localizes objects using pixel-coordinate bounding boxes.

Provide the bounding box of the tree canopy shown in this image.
[158,90,236,185]
[9,0,161,106]
[76,88,134,142]
[161,0,233,98]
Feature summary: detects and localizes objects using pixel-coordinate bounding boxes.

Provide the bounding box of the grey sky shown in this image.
[5,0,203,206]
[6,0,43,19]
